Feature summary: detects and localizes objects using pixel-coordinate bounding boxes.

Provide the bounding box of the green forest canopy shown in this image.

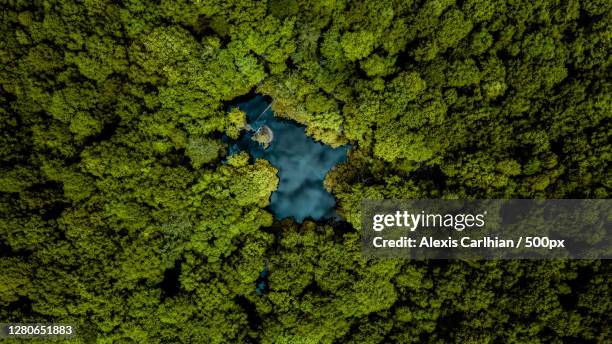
[0,0,610,343]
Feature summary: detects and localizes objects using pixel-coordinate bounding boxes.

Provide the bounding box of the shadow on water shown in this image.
[229,95,350,223]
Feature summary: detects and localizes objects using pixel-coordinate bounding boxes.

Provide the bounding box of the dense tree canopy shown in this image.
[1,0,610,343]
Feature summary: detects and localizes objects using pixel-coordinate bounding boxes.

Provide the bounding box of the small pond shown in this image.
[229,96,350,223]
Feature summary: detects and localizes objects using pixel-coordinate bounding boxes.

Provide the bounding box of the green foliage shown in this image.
[185,137,224,168]
[0,0,610,343]
[341,30,377,61]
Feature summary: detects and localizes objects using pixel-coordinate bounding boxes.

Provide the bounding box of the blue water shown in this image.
[256,265,269,295]
[230,96,350,223]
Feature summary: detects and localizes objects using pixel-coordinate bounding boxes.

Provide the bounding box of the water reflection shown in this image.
[230,96,350,222]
